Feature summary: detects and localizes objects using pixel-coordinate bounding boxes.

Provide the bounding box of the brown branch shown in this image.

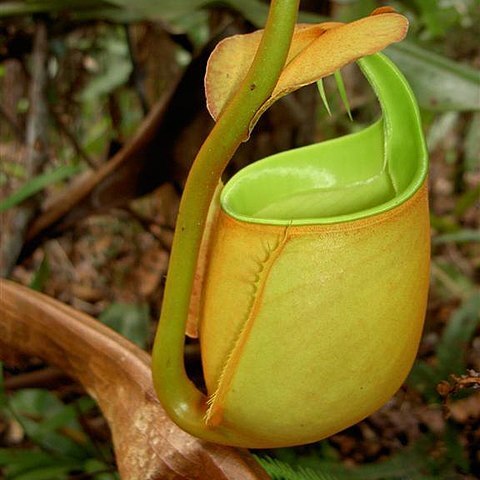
[0,279,269,480]
[24,24,49,179]
[0,20,49,278]
[4,366,72,391]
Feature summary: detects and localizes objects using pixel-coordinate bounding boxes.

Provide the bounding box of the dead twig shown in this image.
[4,366,72,390]
[437,370,480,398]
[437,370,480,418]
[0,20,49,278]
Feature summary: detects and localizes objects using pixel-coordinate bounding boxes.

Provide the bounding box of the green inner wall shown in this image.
[220,53,428,225]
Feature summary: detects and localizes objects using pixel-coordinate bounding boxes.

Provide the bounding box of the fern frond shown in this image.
[254,455,338,480]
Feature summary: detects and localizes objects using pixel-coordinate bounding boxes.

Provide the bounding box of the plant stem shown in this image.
[152,0,300,446]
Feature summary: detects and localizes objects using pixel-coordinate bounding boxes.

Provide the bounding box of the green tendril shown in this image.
[151,0,300,447]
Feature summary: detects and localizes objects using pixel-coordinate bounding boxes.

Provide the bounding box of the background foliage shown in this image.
[0,0,479,479]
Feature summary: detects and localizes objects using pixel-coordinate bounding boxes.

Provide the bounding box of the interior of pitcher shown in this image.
[220,53,428,226]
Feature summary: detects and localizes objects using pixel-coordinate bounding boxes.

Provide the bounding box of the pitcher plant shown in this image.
[152,1,429,448]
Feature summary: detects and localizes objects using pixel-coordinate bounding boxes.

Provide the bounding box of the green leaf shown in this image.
[0,449,50,466]
[386,41,480,112]
[429,214,459,234]
[334,70,352,120]
[69,7,143,23]
[231,0,327,27]
[427,112,459,152]
[316,79,331,116]
[436,294,480,378]
[10,389,63,418]
[99,302,150,348]
[408,361,441,399]
[8,389,94,459]
[409,294,480,400]
[223,0,269,27]
[105,0,208,23]
[0,0,326,26]
[80,31,132,101]
[331,0,376,23]
[0,449,81,479]
[411,0,458,38]
[432,260,475,299]
[455,184,480,217]
[433,230,480,245]
[39,398,94,434]
[444,424,470,473]
[107,0,325,30]
[225,0,327,28]
[0,164,82,213]
[12,464,74,480]
[464,112,480,172]
[83,459,119,480]
[0,0,110,18]
[106,0,266,26]
[1,161,26,179]
[29,255,51,292]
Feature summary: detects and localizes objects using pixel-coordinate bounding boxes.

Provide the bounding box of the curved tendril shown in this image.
[151,0,300,446]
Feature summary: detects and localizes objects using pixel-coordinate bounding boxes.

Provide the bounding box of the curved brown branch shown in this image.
[0,279,268,480]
